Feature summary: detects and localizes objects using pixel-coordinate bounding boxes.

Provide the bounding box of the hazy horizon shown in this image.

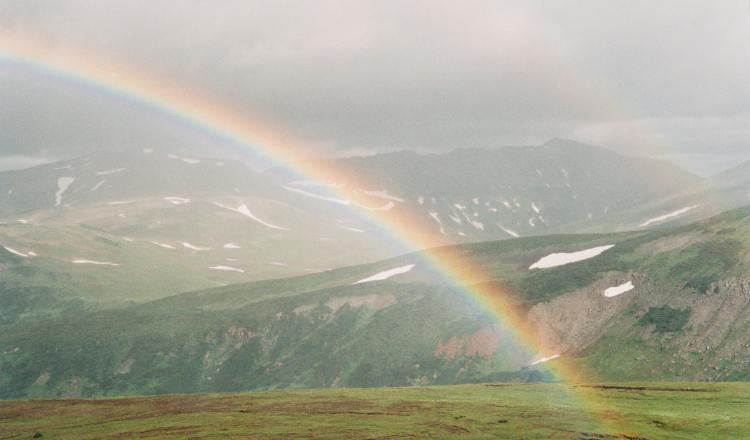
[2,1,750,175]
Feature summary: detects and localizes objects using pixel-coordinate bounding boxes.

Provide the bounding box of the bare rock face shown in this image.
[527,272,750,380]
[527,272,641,354]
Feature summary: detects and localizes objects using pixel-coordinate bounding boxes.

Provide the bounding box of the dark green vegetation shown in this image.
[638,306,691,333]
[2,206,750,398]
[1,382,748,439]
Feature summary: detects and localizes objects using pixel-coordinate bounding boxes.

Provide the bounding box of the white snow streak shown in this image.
[3,246,31,258]
[282,186,351,205]
[355,264,415,284]
[529,245,615,270]
[428,212,445,235]
[213,202,289,230]
[358,201,395,211]
[604,281,635,298]
[341,226,365,233]
[530,354,560,366]
[362,189,404,202]
[164,197,191,205]
[72,259,120,266]
[209,265,245,273]
[55,177,75,207]
[90,180,106,192]
[496,224,520,238]
[96,168,126,176]
[639,205,699,227]
[223,243,241,249]
[181,242,211,251]
[150,241,176,249]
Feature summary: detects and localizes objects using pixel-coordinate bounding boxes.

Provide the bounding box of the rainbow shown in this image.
[1,32,635,434]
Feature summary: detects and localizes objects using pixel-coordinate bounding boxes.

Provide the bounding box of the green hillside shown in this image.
[2,207,750,398]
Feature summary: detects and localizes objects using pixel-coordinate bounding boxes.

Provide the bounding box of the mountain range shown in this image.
[2,139,750,398]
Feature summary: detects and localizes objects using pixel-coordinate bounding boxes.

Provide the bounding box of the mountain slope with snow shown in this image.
[3,205,750,397]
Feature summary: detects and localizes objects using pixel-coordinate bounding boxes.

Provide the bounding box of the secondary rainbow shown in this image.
[1,33,635,434]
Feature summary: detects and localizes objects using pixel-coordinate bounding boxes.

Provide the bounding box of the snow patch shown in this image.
[341,226,364,233]
[3,246,31,258]
[362,189,404,203]
[531,202,541,214]
[429,212,445,235]
[181,157,200,164]
[213,202,289,230]
[181,242,210,251]
[496,224,520,238]
[358,201,395,211]
[223,243,241,249]
[639,205,699,227]
[604,281,634,298]
[282,186,351,205]
[90,180,106,192]
[55,177,75,207]
[150,241,176,249]
[355,264,415,284]
[209,265,244,273]
[72,259,120,266]
[164,196,191,205]
[96,168,126,176]
[530,354,560,366]
[448,212,463,225]
[529,245,615,270]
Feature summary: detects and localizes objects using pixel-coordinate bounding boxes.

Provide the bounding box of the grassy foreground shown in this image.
[1,383,748,439]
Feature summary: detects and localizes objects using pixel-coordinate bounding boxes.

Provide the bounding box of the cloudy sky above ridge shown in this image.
[1,0,749,174]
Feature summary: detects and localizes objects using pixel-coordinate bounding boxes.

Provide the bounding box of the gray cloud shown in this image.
[1,0,749,174]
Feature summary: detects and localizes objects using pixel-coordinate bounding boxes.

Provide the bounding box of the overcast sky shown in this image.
[1,0,749,174]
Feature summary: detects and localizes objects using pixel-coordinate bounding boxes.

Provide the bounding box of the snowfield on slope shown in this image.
[96,168,126,176]
[639,205,699,227]
[165,197,191,205]
[150,241,176,249]
[604,281,635,297]
[214,202,289,230]
[529,245,614,270]
[3,246,32,258]
[72,259,120,266]
[355,264,416,284]
[209,265,245,273]
[181,242,211,251]
[529,354,560,366]
[282,185,351,205]
[55,177,75,207]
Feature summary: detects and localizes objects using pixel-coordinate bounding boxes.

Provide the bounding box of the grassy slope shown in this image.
[2,207,750,398]
[1,382,748,439]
